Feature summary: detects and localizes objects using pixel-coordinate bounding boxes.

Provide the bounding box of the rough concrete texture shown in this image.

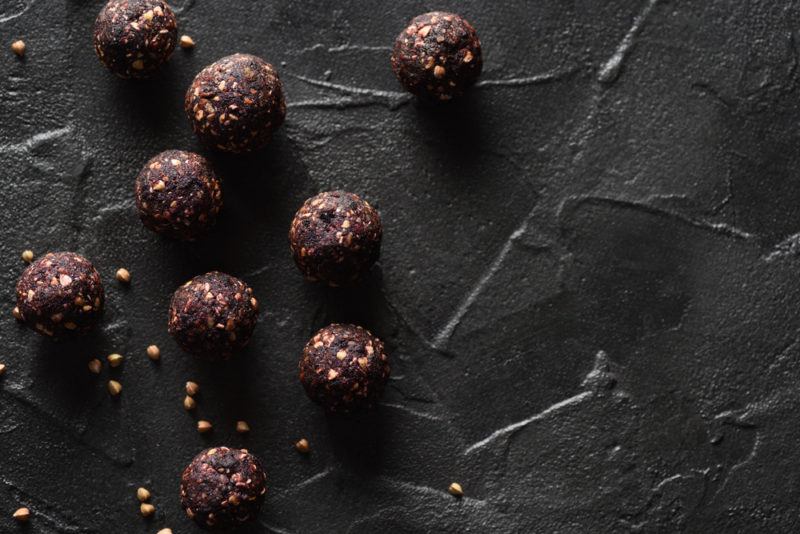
[1,0,799,532]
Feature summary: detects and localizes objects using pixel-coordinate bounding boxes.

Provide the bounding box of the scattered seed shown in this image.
[146,345,160,361]
[21,249,34,263]
[180,35,195,49]
[108,380,122,396]
[185,381,200,396]
[115,268,131,284]
[107,353,124,367]
[197,420,212,433]
[157,529,173,534]
[448,482,464,497]
[12,306,22,321]
[11,40,25,57]
[183,395,196,410]
[136,487,151,502]
[12,507,29,522]
[140,502,155,517]
[0,363,5,376]
[88,359,102,374]
[295,438,310,453]
[236,420,250,434]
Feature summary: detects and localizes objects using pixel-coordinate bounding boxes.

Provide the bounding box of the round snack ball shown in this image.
[15,252,104,338]
[93,0,178,79]
[168,272,259,359]
[185,53,286,153]
[289,191,382,286]
[180,446,266,529]
[299,324,390,412]
[135,150,223,240]
[391,11,482,101]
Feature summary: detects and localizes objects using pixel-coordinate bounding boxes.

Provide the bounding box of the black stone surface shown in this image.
[1,1,799,532]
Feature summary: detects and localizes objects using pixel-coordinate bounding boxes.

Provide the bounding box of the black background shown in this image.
[2,0,800,532]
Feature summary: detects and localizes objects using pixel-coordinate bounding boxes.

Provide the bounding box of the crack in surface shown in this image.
[597,0,661,84]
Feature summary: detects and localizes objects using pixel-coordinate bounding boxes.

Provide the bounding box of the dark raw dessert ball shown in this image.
[93,0,177,79]
[185,53,286,153]
[289,191,382,286]
[181,446,267,529]
[135,150,223,240]
[15,252,104,338]
[168,272,259,359]
[391,11,482,101]
[299,324,390,412]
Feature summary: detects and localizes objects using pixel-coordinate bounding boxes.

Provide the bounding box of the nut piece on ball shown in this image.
[168,272,259,359]
[135,150,223,240]
[299,324,390,413]
[180,446,266,529]
[289,191,382,286]
[391,11,482,101]
[93,0,178,79]
[185,53,286,153]
[15,252,105,338]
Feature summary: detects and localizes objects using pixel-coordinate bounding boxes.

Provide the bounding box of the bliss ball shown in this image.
[168,272,259,359]
[180,446,267,529]
[135,150,223,240]
[391,12,482,101]
[93,0,178,79]
[185,53,286,153]
[289,191,382,286]
[299,324,390,413]
[15,252,104,338]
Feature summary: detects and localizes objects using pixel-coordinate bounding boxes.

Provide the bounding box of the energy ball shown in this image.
[168,272,259,359]
[93,0,178,79]
[391,12,482,101]
[289,191,382,286]
[180,447,266,529]
[185,53,286,153]
[15,252,104,338]
[299,324,390,412]
[135,150,223,240]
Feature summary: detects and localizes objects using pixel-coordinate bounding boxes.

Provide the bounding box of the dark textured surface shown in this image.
[1,0,800,532]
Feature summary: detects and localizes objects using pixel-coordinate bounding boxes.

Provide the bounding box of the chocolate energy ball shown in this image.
[135,150,223,240]
[93,0,178,79]
[180,446,267,529]
[299,324,390,413]
[391,12,483,101]
[289,191,382,286]
[185,53,286,153]
[15,252,104,338]
[168,272,259,359]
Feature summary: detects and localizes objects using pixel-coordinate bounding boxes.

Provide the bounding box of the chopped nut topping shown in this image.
[185,381,200,396]
[236,420,250,434]
[136,487,151,502]
[108,380,122,396]
[434,65,446,79]
[88,359,102,374]
[12,507,29,522]
[180,35,195,49]
[11,40,25,57]
[146,345,160,361]
[115,268,131,284]
[140,502,155,517]
[448,482,464,497]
